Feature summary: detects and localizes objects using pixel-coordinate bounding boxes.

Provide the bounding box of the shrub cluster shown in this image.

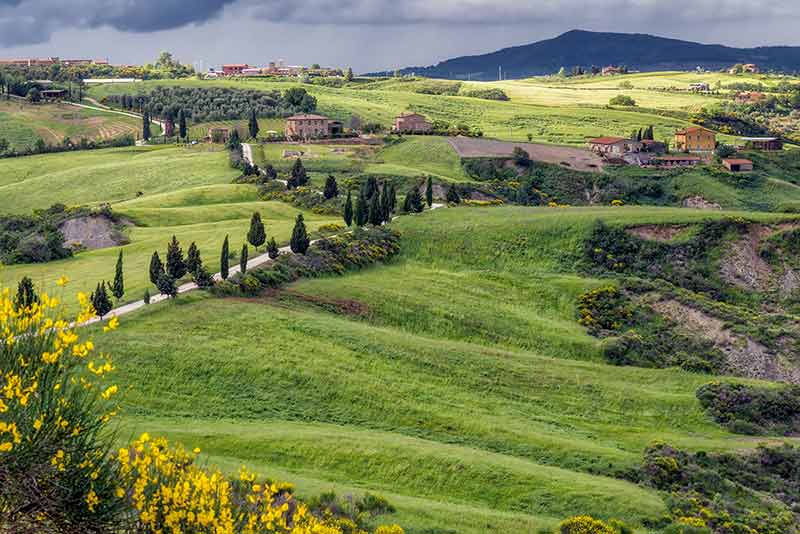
[576,286,632,333]
[213,227,401,297]
[103,86,317,122]
[0,204,89,264]
[0,133,135,159]
[459,88,510,101]
[696,381,800,435]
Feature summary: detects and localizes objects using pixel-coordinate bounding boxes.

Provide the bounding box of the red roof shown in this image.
[654,155,701,161]
[222,64,249,68]
[676,126,713,134]
[588,136,629,145]
[286,114,329,120]
[723,158,753,165]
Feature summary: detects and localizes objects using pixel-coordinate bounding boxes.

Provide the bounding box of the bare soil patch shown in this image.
[626,224,688,242]
[257,288,368,317]
[447,137,604,173]
[59,215,128,251]
[682,196,721,210]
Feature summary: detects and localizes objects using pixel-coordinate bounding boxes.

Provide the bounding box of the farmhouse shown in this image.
[208,127,230,143]
[285,114,343,140]
[722,158,753,172]
[734,91,767,105]
[393,112,433,133]
[736,137,783,151]
[602,66,625,76]
[652,155,701,167]
[222,64,249,75]
[674,126,716,153]
[587,137,642,156]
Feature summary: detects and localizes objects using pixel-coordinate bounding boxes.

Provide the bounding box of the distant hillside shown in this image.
[374,30,800,80]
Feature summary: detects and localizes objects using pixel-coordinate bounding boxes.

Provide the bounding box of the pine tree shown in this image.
[290,214,310,254]
[156,273,177,299]
[246,212,266,250]
[425,176,434,207]
[343,190,353,226]
[142,111,151,141]
[355,192,368,226]
[248,108,259,139]
[323,175,339,199]
[267,237,279,259]
[15,276,38,310]
[186,242,202,274]
[240,244,249,274]
[91,281,112,317]
[112,250,124,300]
[446,186,461,204]
[166,235,186,279]
[149,251,164,285]
[178,109,187,139]
[143,288,150,304]
[368,191,383,226]
[220,235,230,280]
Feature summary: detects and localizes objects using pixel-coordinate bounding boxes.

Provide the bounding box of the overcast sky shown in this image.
[1,0,799,73]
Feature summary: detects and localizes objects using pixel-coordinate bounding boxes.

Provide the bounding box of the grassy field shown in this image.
[87,205,797,534]
[0,99,142,151]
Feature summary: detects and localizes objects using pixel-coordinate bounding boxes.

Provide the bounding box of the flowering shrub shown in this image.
[0,285,123,532]
[695,381,800,435]
[558,515,615,534]
[576,286,632,333]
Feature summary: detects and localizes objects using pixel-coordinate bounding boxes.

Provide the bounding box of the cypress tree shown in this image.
[248,108,259,139]
[380,184,392,222]
[290,214,310,254]
[355,192,368,227]
[166,235,186,279]
[220,235,230,280]
[405,187,424,213]
[15,276,38,310]
[112,250,124,300]
[156,273,177,299]
[178,109,187,139]
[227,129,241,150]
[388,183,397,213]
[149,251,164,285]
[142,111,151,141]
[362,176,378,200]
[446,186,461,204]
[323,175,339,199]
[91,281,113,317]
[368,191,383,226]
[240,244,249,274]
[264,164,278,181]
[425,176,434,207]
[290,158,308,187]
[193,266,214,288]
[247,212,266,249]
[343,190,353,226]
[267,237,279,259]
[143,288,150,304]
[186,242,202,274]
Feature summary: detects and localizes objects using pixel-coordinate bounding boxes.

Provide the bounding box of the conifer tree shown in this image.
[247,212,266,250]
[355,192,368,226]
[149,251,164,285]
[267,237,279,259]
[15,276,38,310]
[220,235,230,280]
[380,184,392,222]
[264,164,278,181]
[290,158,308,188]
[343,189,354,226]
[192,266,214,288]
[388,183,397,213]
[166,235,186,279]
[368,190,383,226]
[143,288,150,304]
[446,186,461,204]
[404,187,424,213]
[178,109,187,140]
[323,175,339,199]
[425,176,434,207]
[142,111,151,141]
[156,273,177,299]
[111,250,124,300]
[186,242,202,274]
[362,176,378,200]
[240,244,249,274]
[248,109,259,139]
[227,129,241,150]
[345,67,354,82]
[91,281,112,317]
[290,214,310,254]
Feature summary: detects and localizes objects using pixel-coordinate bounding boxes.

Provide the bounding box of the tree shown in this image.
[91,281,113,318]
[643,125,654,140]
[404,187,424,213]
[289,158,308,188]
[345,67,354,82]
[290,214,310,254]
[248,108,259,139]
[267,237,279,259]
[111,250,124,300]
[240,244,249,274]
[142,110,152,141]
[156,273,177,299]
[186,242,202,274]
[178,109,187,139]
[343,190,354,226]
[362,176,378,200]
[368,191,383,226]
[446,186,461,204]
[227,128,241,151]
[355,192,368,227]
[27,87,41,103]
[149,251,165,285]
[192,266,214,288]
[526,133,533,142]
[220,235,230,280]
[425,176,434,207]
[609,95,636,106]
[380,184,393,222]
[512,147,532,167]
[263,164,278,181]
[0,137,9,154]
[166,235,186,279]
[715,143,737,159]
[15,276,38,310]
[323,175,339,199]
[247,212,266,249]
[143,288,150,304]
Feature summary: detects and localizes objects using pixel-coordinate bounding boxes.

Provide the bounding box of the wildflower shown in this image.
[101,385,118,400]
[103,316,119,333]
[56,276,69,287]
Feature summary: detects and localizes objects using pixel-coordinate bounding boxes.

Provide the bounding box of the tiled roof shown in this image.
[588,136,629,145]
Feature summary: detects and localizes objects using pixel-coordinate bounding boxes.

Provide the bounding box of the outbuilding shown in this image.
[722,158,753,172]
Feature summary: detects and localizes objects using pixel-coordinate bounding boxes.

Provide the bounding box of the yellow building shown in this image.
[675,126,716,153]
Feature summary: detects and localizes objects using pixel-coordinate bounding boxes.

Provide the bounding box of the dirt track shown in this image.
[447,137,604,173]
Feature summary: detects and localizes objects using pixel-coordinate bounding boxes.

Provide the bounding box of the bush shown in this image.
[576,286,632,333]
[558,515,615,534]
[696,381,800,435]
[460,88,509,101]
[609,95,636,106]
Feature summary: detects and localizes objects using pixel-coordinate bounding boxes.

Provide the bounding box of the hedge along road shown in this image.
[77,202,444,327]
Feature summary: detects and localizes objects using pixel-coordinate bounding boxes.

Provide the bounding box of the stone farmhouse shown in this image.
[392,112,433,133]
[736,137,783,151]
[587,137,643,157]
[674,126,716,153]
[221,64,249,75]
[285,114,343,140]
